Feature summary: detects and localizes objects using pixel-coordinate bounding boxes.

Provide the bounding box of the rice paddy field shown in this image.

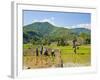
[23,44,91,69]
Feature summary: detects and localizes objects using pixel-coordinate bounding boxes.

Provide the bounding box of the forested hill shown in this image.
[23,22,90,44]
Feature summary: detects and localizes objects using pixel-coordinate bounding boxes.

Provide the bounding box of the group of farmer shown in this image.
[35,38,78,57]
[33,38,78,68]
[35,45,55,57]
[35,46,64,67]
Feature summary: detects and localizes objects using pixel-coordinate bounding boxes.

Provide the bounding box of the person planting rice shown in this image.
[44,48,49,64]
[51,49,55,57]
[51,49,55,64]
[40,45,43,55]
[44,48,49,56]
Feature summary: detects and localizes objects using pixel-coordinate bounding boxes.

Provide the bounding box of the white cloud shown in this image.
[32,17,55,25]
[67,24,91,30]
[32,18,91,30]
[77,24,91,29]
[41,18,52,22]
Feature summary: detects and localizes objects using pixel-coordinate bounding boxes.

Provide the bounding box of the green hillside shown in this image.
[23,22,91,45]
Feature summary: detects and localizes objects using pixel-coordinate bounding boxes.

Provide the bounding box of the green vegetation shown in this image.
[23,22,91,69]
[23,22,91,45]
[23,44,90,67]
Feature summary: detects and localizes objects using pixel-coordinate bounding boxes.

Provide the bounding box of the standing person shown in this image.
[36,48,39,56]
[40,45,43,65]
[35,47,39,65]
[40,45,43,55]
[72,39,77,54]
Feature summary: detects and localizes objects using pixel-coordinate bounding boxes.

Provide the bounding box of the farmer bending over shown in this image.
[44,48,49,56]
[51,49,55,57]
[40,45,43,55]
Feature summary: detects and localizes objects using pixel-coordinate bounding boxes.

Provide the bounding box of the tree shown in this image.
[85,38,91,44]
[79,32,90,44]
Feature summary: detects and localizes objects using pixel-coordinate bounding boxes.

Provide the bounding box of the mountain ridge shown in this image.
[23,22,90,44]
